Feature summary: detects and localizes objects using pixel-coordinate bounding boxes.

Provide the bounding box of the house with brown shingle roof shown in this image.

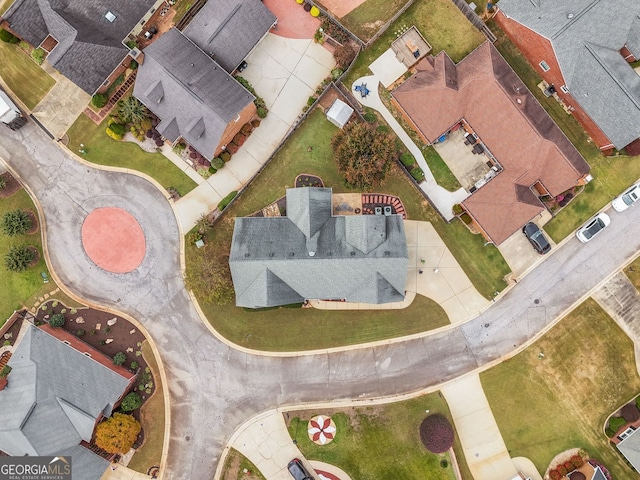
[392,42,591,245]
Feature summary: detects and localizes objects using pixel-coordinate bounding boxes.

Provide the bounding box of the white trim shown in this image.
[560,85,569,94]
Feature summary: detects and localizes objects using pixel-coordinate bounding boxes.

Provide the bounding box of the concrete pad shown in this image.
[439,296,471,324]
[442,374,519,480]
[100,465,150,480]
[243,54,291,109]
[207,167,242,197]
[270,76,315,124]
[294,46,336,89]
[32,72,89,138]
[433,128,490,191]
[498,214,554,279]
[441,267,473,294]
[159,144,204,185]
[369,49,408,88]
[242,114,290,159]
[512,457,543,480]
[225,151,263,184]
[174,183,222,231]
[457,287,490,316]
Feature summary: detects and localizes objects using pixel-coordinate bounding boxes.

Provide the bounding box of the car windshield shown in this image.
[583,219,604,239]
[623,190,638,206]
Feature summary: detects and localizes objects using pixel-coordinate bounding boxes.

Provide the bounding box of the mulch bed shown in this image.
[1,316,24,348]
[27,246,40,267]
[25,210,39,235]
[295,173,324,188]
[0,172,21,198]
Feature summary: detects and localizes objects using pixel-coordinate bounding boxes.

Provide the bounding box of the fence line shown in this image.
[449,0,497,42]
[364,0,417,47]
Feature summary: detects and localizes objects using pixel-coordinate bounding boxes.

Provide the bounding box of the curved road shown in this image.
[1,124,639,479]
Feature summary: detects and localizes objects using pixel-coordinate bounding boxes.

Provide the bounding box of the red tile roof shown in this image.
[393,42,590,244]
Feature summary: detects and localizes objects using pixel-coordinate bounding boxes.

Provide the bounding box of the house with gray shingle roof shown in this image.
[229,187,409,308]
[0,322,136,480]
[133,27,257,161]
[1,0,159,94]
[184,0,277,74]
[496,0,640,153]
[617,427,640,473]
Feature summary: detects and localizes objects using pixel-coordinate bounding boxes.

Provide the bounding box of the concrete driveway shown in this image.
[5,122,640,480]
[173,34,335,230]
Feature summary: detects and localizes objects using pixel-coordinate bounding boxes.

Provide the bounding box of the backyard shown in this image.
[488,22,640,242]
[66,114,197,197]
[344,0,484,86]
[330,0,409,42]
[0,185,49,323]
[481,299,640,479]
[0,40,55,110]
[286,392,473,480]
[186,108,509,351]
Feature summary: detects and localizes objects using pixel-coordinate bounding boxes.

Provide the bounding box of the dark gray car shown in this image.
[522,222,551,254]
[287,458,313,480]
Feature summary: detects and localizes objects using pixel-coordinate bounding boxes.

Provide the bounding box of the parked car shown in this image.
[287,458,313,480]
[612,183,640,212]
[576,212,610,243]
[522,222,551,254]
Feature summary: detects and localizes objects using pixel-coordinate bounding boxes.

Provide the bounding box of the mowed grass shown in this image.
[337,0,409,42]
[221,449,266,480]
[481,299,640,479]
[345,0,484,86]
[186,109,509,350]
[66,114,197,197]
[0,41,55,110]
[0,188,49,323]
[128,341,166,473]
[489,22,640,242]
[287,392,472,480]
[624,257,640,289]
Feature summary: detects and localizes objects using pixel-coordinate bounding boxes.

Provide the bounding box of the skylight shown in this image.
[105,11,116,22]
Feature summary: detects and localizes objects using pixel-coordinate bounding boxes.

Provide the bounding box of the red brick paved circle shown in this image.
[81,207,146,273]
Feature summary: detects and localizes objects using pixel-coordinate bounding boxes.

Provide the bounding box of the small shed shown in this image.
[326,99,354,129]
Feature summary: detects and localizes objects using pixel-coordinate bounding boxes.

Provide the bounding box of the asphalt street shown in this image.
[1,123,639,479]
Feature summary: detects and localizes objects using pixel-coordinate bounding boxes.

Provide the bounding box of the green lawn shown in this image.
[66,114,197,197]
[0,188,49,323]
[345,0,484,87]
[481,299,640,479]
[0,41,55,110]
[128,341,166,474]
[186,109,509,350]
[287,392,472,480]
[337,0,409,42]
[221,449,266,480]
[489,22,640,242]
[0,0,13,15]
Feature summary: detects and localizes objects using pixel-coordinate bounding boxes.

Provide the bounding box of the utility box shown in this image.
[0,88,27,130]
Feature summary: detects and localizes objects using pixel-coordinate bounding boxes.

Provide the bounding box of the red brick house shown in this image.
[495,0,640,154]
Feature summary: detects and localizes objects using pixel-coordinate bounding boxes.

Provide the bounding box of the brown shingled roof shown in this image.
[393,42,590,244]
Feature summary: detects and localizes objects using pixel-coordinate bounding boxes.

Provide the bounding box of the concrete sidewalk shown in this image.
[351,74,469,221]
[441,374,520,480]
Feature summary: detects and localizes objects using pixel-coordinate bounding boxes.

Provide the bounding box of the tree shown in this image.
[92,94,108,108]
[331,122,395,190]
[117,96,149,124]
[2,209,32,236]
[419,414,454,453]
[95,413,141,454]
[185,237,234,305]
[0,29,19,44]
[4,244,34,272]
[113,352,127,366]
[120,392,142,412]
[49,313,65,328]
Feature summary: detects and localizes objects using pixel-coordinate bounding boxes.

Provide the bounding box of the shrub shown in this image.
[257,107,268,118]
[49,313,65,328]
[605,426,616,438]
[4,244,34,271]
[0,365,12,377]
[117,96,149,124]
[307,96,316,106]
[95,413,141,454]
[399,152,415,168]
[140,118,152,131]
[241,123,252,135]
[109,123,126,135]
[621,403,640,422]
[129,59,138,70]
[76,329,85,336]
[226,142,239,154]
[208,166,217,174]
[549,470,561,480]
[331,68,343,80]
[212,157,225,170]
[2,209,32,236]
[557,465,568,476]
[419,414,454,453]
[558,192,574,207]
[334,43,357,68]
[411,167,425,182]
[92,94,108,108]
[220,151,231,162]
[0,176,6,190]
[233,132,246,146]
[106,127,123,141]
[31,47,45,65]
[363,111,376,123]
[376,125,389,133]
[130,361,139,371]
[636,395,640,410]
[608,415,626,432]
[303,3,311,11]
[564,461,574,472]
[218,191,238,211]
[310,5,320,16]
[0,29,19,44]
[120,392,142,412]
[113,352,127,366]
[251,119,261,128]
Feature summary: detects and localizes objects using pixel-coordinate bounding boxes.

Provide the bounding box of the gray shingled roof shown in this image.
[183,0,276,73]
[499,0,640,149]
[134,27,255,160]
[230,188,408,308]
[4,0,155,93]
[617,428,640,472]
[0,323,131,479]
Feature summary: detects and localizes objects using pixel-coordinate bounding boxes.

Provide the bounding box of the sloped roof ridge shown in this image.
[550,0,600,40]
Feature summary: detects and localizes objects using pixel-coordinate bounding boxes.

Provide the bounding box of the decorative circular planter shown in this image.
[308,415,336,445]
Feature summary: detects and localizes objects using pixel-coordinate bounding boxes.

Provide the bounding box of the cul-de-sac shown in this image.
[1,1,640,480]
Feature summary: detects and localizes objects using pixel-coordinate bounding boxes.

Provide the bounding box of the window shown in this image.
[560,85,569,94]
[539,61,550,72]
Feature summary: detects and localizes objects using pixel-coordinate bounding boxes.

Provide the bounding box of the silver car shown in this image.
[576,212,610,243]
[612,184,640,212]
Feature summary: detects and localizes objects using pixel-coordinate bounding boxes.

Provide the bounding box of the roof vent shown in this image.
[309,251,316,257]
[566,13,574,19]
[105,11,116,22]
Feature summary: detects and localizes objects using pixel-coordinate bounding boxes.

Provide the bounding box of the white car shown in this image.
[612,184,640,212]
[576,212,610,243]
